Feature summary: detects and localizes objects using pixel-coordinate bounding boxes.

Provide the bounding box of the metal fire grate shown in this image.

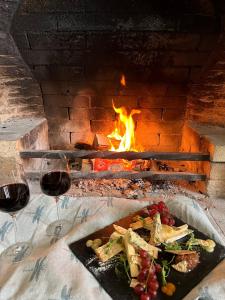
[20,150,209,182]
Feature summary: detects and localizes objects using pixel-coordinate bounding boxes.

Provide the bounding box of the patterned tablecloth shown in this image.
[0,193,225,300]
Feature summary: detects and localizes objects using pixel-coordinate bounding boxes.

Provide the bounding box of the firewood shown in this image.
[93,134,110,150]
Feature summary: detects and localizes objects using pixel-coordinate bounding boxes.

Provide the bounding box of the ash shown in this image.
[67,178,199,200]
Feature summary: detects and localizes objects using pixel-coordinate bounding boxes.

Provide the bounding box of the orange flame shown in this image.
[107,101,141,152]
[120,74,126,87]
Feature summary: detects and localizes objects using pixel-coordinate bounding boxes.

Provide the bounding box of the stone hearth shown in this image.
[1,0,225,198]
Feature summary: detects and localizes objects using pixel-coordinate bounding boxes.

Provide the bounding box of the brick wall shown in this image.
[11,0,222,150]
[185,2,225,127]
[0,0,44,123]
[186,35,225,126]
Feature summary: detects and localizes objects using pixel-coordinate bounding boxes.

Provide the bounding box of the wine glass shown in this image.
[40,153,72,240]
[0,163,32,263]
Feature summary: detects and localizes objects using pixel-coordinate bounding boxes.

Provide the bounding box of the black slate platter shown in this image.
[69,209,225,300]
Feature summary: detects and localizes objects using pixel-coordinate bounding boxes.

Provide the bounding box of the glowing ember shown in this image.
[120,74,126,87]
[107,101,141,152]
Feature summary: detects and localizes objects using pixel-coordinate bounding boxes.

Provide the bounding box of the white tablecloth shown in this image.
[0,194,225,300]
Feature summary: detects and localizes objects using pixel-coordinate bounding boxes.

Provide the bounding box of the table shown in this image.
[0,194,225,300]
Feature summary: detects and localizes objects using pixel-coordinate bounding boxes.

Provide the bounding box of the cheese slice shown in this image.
[130,279,140,288]
[113,224,127,235]
[191,239,216,253]
[95,232,124,262]
[149,213,163,245]
[123,230,139,277]
[127,228,160,259]
[158,223,192,243]
[172,260,188,273]
[164,229,193,243]
[130,217,153,230]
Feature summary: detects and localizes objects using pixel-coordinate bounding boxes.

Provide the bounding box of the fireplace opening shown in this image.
[1,0,225,198]
[10,0,223,151]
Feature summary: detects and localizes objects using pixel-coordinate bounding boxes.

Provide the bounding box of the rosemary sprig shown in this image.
[115,254,131,282]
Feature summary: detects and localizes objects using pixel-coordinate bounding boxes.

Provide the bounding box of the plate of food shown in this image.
[69,201,225,300]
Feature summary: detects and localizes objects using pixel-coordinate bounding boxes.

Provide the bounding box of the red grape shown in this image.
[148,280,159,291]
[158,200,166,207]
[162,206,169,213]
[141,258,151,268]
[157,201,166,212]
[154,263,162,273]
[150,204,158,210]
[139,249,148,258]
[140,209,149,218]
[148,289,157,298]
[161,216,169,225]
[148,273,157,281]
[134,284,145,295]
[148,209,158,217]
[169,218,175,226]
[140,292,151,300]
[137,269,148,282]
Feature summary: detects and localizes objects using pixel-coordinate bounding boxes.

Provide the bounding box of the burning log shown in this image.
[93,134,110,150]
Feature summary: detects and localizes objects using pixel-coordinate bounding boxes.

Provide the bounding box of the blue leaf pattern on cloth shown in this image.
[192,200,201,211]
[29,256,47,282]
[61,285,72,300]
[32,205,45,224]
[80,208,90,223]
[0,221,13,241]
[13,244,31,263]
[61,196,70,209]
[0,195,224,299]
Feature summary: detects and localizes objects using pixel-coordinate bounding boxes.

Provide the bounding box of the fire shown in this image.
[107,101,141,151]
[120,74,126,87]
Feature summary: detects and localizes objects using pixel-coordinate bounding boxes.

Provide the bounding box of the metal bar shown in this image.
[26,171,206,181]
[20,150,210,161]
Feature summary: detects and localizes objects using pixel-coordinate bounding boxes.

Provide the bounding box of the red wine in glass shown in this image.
[0,183,30,213]
[40,171,71,197]
[0,164,32,263]
[40,153,72,240]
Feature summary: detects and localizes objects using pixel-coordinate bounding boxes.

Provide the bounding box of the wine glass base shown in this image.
[0,242,32,263]
[46,219,72,238]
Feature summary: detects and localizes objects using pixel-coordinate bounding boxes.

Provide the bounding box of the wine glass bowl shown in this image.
[40,171,71,197]
[0,183,30,213]
[0,163,32,263]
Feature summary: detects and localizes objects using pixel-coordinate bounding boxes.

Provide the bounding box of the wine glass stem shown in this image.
[55,196,60,220]
[11,214,17,244]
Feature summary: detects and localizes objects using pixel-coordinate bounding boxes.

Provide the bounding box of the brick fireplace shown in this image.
[1,0,225,197]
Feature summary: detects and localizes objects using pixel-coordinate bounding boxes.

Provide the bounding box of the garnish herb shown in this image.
[105,237,122,254]
[161,257,174,286]
[115,254,131,282]
[186,233,198,250]
[164,242,182,251]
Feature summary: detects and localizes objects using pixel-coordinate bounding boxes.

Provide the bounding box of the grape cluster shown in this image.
[133,250,161,300]
[141,201,175,226]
